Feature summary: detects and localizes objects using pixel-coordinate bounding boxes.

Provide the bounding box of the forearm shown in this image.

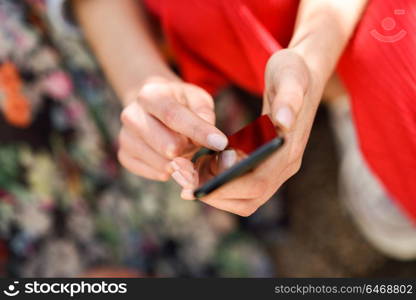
[73,0,177,104]
[289,0,367,89]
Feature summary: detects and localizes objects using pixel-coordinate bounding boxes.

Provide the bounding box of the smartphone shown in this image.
[193,136,284,198]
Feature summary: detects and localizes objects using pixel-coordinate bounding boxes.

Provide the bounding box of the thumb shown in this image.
[265,50,310,131]
[269,71,306,131]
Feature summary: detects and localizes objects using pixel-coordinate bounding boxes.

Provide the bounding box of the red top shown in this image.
[145,0,416,221]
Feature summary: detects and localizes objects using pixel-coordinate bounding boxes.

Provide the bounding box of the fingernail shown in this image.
[207,133,228,151]
[170,161,195,183]
[172,171,191,188]
[170,161,180,171]
[220,150,236,170]
[181,189,195,200]
[275,106,294,130]
[182,169,196,184]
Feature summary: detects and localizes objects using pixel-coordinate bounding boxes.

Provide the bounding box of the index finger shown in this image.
[140,84,228,151]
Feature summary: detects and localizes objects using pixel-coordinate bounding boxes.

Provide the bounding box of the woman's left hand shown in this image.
[170,49,325,216]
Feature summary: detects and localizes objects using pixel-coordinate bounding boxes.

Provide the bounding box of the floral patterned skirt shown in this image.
[0,0,280,277]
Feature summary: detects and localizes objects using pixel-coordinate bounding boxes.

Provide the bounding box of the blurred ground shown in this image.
[275,106,416,277]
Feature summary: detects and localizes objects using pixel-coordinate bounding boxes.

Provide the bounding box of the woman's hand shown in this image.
[118,77,228,181]
[170,49,324,216]
[76,0,363,215]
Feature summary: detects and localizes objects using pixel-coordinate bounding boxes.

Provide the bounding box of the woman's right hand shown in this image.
[118,77,228,181]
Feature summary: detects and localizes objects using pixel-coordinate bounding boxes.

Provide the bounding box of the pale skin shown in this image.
[74,0,367,216]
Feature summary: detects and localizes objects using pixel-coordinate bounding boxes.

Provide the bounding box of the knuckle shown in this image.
[163,142,181,158]
[139,81,169,99]
[162,106,180,125]
[158,173,170,182]
[120,106,133,125]
[190,85,214,105]
[117,150,129,170]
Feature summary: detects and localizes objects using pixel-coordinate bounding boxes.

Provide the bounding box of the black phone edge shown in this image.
[193,136,284,198]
